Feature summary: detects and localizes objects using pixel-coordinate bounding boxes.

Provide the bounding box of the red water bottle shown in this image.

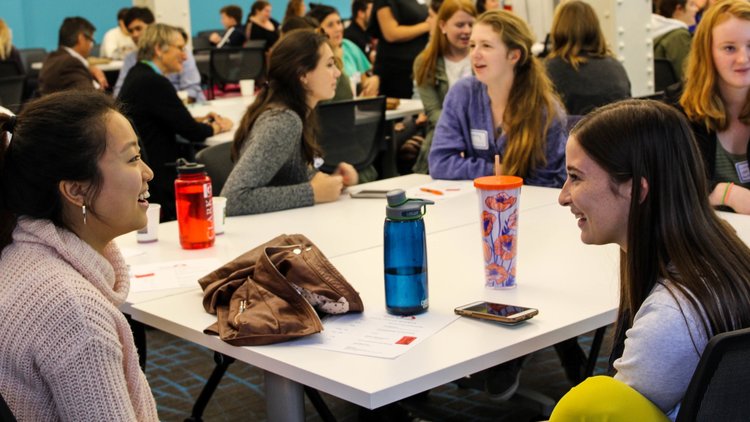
[175,159,215,249]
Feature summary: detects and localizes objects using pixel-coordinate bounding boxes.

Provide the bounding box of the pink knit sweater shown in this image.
[0,218,159,421]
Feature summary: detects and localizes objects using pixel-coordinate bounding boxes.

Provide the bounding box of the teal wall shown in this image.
[1,0,352,52]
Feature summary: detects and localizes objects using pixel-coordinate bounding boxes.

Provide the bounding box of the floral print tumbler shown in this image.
[474,176,523,289]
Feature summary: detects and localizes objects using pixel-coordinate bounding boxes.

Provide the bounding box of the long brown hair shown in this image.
[547,0,611,70]
[231,30,326,163]
[477,10,563,178]
[283,0,305,24]
[680,0,750,132]
[414,0,477,86]
[573,99,750,357]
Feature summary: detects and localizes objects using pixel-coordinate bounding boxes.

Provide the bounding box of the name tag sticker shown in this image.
[471,129,489,150]
[736,161,750,184]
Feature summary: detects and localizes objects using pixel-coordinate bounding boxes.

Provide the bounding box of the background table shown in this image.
[186,97,424,146]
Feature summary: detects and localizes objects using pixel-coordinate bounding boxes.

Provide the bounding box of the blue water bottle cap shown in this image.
[386,189,434,220]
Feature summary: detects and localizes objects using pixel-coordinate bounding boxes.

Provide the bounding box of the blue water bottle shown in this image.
[384,189,434,315]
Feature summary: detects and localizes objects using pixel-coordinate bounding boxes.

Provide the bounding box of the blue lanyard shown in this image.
[140,60,162,76]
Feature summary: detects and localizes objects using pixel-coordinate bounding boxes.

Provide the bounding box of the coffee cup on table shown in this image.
[240,79,255,97]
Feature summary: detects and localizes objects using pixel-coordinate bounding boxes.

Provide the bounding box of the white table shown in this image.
[31,59,124,72]
[187,96,425,146]
[119,174,633,420]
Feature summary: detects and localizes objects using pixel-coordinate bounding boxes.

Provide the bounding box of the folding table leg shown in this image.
[185,352,235,422]
[265,371,305,422]
[585,326,608,377]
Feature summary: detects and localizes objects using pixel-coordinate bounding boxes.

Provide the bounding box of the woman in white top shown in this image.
[412,0,476,173]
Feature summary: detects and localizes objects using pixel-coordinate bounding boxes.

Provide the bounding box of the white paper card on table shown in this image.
[119,246,146,259]
[128,258,222,293]
[293,311,460,359]
[407,180,473,201]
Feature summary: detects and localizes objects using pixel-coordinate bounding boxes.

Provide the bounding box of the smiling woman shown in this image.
[0,91,159,420]
[428,9,567,186]
[674,0,750,215]
[553,99,750,421]
[412,0,477,173]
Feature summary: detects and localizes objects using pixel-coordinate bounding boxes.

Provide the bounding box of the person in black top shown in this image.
[370,0,432,98]
[344,0,374,61]
[245,0,280,52]
[209,5,247,48]
[119,24,233,221]
[0,19,24,76]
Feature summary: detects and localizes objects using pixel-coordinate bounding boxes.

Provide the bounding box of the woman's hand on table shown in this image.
[197,113,233,134]
[713,183,750,215]
[335,162,359,186]
[360,74,379,97]
[311,172,344,203]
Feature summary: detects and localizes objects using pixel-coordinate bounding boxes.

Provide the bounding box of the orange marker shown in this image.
[420,187,443,195]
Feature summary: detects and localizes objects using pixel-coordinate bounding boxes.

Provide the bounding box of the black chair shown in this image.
[207,46,265,99]
[18,48,46,99]
[193,48,211,88]
[0,390,16,422]
[654,58,679,93]
[676,326,750,422]
[316,96,386,175]
[195,142,234,195]
[192,34,213,50]
[0,62,21,78]
[0,75,26,113]
[243,39,266,49]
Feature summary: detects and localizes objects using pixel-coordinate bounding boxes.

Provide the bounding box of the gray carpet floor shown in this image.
[143,326,614,421]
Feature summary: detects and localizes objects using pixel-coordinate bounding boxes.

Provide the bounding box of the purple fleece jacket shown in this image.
[428,76,567,187]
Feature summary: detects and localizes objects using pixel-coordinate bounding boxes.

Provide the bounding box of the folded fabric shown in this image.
[199,234,364,346]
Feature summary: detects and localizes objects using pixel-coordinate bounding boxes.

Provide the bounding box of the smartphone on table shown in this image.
[350,189,391,198]
[454,301,538,325]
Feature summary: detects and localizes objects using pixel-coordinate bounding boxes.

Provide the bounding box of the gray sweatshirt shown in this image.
[614,282,709,420]
[222,108,315,215]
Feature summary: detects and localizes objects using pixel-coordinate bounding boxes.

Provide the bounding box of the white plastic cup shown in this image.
[177,90,189,104]
[137,203,161,243]
[240,79,255,97]
[213,196,227,235]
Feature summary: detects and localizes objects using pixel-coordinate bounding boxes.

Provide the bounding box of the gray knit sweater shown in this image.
[222,108,316,215]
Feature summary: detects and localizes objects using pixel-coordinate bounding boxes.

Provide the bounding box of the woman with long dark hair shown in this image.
[553,99,750,420]
[222,30,358,215]
[0,91,158,420]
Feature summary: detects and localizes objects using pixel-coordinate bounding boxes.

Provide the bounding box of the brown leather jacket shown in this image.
[199,234,364,346]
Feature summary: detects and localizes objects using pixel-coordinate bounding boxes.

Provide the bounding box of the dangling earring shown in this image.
[82,204,87,225]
